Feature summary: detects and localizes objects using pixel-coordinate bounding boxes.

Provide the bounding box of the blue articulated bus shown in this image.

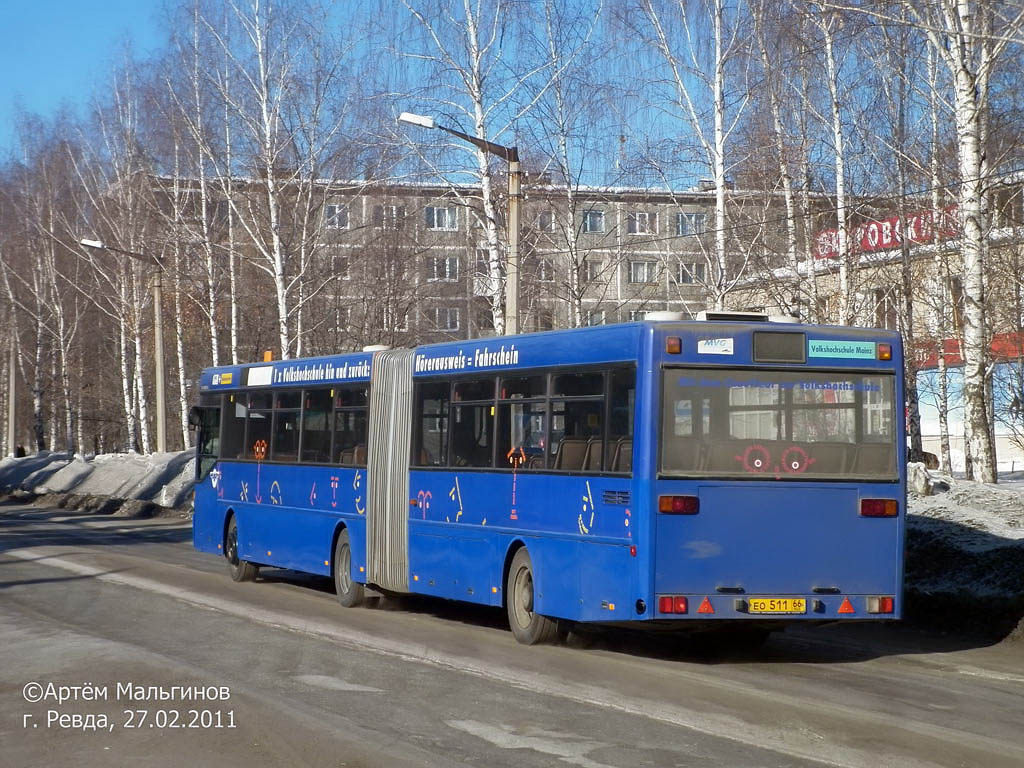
[190,314,906,645]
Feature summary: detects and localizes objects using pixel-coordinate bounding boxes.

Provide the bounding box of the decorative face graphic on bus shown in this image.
[735,444,816,479]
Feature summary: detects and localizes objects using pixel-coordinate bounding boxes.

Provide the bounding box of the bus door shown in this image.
[189,403,221,483]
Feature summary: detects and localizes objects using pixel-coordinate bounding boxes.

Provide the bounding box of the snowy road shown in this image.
[2,501,1023,768]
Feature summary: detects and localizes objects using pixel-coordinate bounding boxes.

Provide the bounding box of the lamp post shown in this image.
[80,238,167,453]
[6,319,14,457]
[398,112,521,335]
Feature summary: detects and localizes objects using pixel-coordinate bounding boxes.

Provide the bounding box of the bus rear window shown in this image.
[661,369,897,480]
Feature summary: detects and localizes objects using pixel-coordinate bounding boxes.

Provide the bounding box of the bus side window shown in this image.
[549,370,603,472]
[497,373,547,470]
[451,403,494,467]
[245,393,273,459]
[332,386,369,466]
[271,391,301,462]
[221,395,247,459]
[608,367,635,473]
[413,381,450,467]
[497,400,546,470]
[300,389,333,463]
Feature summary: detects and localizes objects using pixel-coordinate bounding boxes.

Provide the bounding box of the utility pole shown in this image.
[7,327,15,457]
[506,156,521,335]
[151,268,166,453]
[398,111,522,334]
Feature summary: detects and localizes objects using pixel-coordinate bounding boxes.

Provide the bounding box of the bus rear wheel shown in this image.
[507,548,558,645]
[225,516,258,583]
[334,529,366,608]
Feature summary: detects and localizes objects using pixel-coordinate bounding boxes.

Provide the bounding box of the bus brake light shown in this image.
[657,595,689,614]
[860,498,898,517]
[659,495,699,514]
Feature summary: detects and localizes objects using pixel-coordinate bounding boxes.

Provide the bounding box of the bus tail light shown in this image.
[860,498,898,517]
[867,596,894,614]
[657,595,689,614]
[659,495,699,514]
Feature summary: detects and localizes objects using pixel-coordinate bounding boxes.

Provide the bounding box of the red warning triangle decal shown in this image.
[697,596,715,614]
[838,597,855,614]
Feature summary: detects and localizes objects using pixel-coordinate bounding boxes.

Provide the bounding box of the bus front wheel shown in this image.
[507,548,558,645]
[225,516,258,582]
[334,529,366,608]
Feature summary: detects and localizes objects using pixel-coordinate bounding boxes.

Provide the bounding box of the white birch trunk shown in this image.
[712,0,728,310]
[117,301,138,453]
[947,1,996,481]
[821,15,851,324]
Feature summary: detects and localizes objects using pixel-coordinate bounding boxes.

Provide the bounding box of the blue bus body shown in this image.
[192,319,905,631]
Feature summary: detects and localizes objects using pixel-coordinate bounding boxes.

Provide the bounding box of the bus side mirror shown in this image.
[188,406,203,431]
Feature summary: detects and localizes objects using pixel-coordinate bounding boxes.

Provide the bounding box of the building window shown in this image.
[629,309,648,321]
[583,210,605,234]
[627,211,657,235]
[333,304,350,333]
[373,204,406,230]
[429,255,460,282]
[425,206,458,231]
[536,308,554,331]
[537,258,554,282]
[537,210,555,232]
[431,307,461,331]
[585,259,604,282]
[677,261,705,284]
[474,209,506,229]
[675,212,707,236]
[587,309,606,326]
[629,260,658,284]
[326,247,350,280]
[873,288,899,330]
[324,203,349,229]
[377,306,407,331]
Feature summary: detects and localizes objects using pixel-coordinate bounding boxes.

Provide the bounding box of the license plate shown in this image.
[748,597,806,614]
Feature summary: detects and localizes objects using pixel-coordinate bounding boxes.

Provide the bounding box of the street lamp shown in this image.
[398,111,522,335]
[80,238,167,453]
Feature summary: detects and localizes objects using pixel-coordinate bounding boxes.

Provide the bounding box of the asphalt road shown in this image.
[2,500,1023,768]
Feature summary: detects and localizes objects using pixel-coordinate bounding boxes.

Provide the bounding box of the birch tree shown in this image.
[396,0,554,334]
[633,0,750,310]
[899,0,1024,482]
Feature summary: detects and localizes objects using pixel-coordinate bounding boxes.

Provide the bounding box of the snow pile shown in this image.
[906,474,1024,639]
[0,450,195,512]
[909,478,1024,554]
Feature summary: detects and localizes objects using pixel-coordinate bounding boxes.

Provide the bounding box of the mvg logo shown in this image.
[697,337,734,355]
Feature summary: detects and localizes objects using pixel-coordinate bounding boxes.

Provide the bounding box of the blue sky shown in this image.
[0,1,163,157]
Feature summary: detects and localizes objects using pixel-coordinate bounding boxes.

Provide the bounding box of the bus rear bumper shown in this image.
[648,593,901,621]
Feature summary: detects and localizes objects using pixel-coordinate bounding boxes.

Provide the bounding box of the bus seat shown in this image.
[338,448,354,465]
[611,438,632,472]
[664,439,702,471]
[354,445,367,465]
[851,444,894,475]
[706,440,754,473]
[554,438,589,470]
[804,442,852,474]
[583,438,603,471]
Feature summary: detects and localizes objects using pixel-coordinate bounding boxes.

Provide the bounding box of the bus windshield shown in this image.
[661,368,897,480]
